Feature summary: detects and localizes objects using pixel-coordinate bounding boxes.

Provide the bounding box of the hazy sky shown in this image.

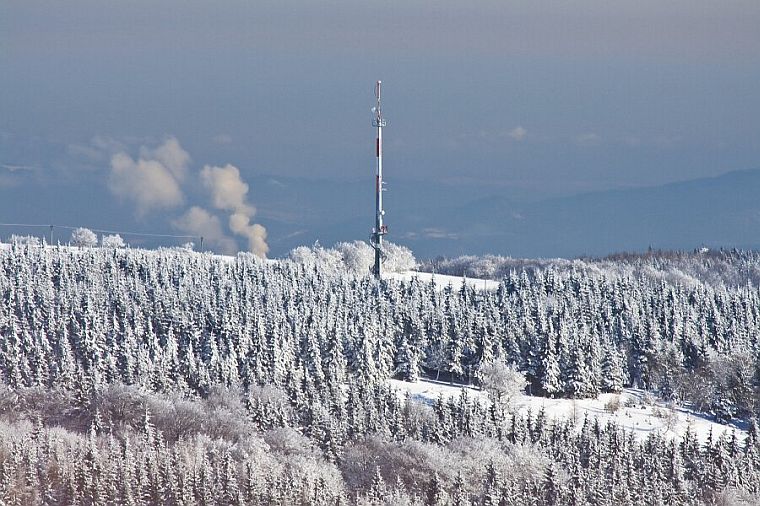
[1,1,759,254]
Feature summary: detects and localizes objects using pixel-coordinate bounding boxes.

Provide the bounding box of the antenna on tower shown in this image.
[370,80,388,279]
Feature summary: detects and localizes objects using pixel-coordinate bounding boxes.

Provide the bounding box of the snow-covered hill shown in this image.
[389,378,746,443]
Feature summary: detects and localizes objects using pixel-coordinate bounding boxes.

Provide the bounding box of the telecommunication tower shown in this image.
[370,81,388,278]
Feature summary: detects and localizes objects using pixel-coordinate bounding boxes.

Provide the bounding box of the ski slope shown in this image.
[389,378,746,443]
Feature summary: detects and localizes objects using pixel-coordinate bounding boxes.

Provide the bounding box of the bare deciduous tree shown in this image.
[70,227,97,248]
[479,359,527,405]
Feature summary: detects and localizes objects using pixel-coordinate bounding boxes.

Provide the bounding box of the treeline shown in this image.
[418,248,760,288]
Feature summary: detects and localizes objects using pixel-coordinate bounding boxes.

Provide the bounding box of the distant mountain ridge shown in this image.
[446,167,760,258]
[254,167,760,259]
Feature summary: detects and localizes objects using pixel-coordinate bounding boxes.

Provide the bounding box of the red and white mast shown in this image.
[371,80,388,278]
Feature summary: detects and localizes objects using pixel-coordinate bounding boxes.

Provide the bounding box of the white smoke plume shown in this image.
[200,164,269,258]
[172,206,238,255]
[141,137,190,182]
[229,212,268,258]
[105,137,267,256]
[109,137,190,216]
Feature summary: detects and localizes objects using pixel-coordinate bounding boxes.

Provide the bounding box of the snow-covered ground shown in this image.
[389,378,746,442]
[386,271,500,291]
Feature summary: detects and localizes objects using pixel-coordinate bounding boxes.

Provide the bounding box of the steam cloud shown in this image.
[140,137,190,182]
[200,164,269,258]
[172,206,238,255]
[109,137,189,216]
[105,137,267,256]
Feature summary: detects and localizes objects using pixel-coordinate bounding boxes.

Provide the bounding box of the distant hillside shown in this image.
[413,168,760,258]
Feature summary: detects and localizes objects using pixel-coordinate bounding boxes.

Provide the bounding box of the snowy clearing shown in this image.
[386,271,500,291]
[389,378,746,443]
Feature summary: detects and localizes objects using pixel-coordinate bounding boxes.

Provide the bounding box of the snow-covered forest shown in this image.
[2,241,760,504]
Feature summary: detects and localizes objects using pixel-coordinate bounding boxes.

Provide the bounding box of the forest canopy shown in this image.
[0,241,759,504]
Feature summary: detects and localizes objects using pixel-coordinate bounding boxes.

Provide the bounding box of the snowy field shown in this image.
[385,271,500,291]
[389,378,746,443]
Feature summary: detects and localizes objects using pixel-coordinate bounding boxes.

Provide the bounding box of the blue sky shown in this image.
[1,1,759,256]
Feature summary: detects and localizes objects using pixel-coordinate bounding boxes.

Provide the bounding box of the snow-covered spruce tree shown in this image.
[540,332,562,397]
[394,329,423,383]
[600,338,625,393]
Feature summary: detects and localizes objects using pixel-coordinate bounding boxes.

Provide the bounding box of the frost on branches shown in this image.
[70,227,98,248]
[0,244,759,504]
